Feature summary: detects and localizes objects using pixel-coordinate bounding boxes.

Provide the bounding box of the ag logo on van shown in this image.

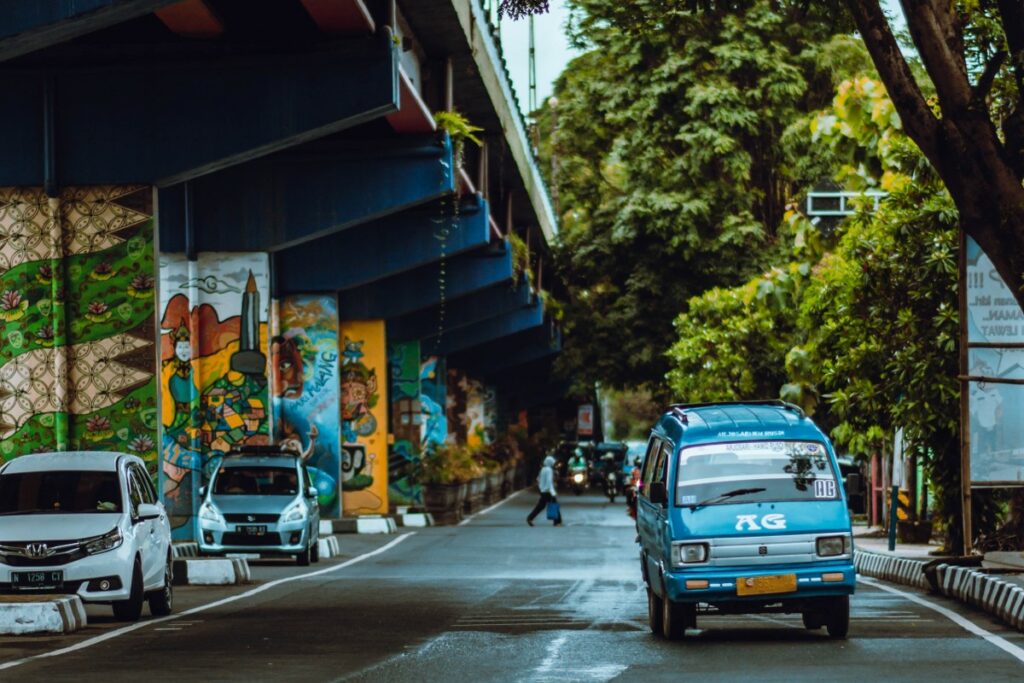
[735,514,786,531]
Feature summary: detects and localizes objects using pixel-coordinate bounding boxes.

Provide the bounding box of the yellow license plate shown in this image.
[735,573,797,596]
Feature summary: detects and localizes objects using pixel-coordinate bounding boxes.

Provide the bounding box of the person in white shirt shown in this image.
[527,455,562,526]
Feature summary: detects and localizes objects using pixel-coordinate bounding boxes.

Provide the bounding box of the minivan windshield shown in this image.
[676,440,839,507]
[0,470,123,514]
[212,466,298,496]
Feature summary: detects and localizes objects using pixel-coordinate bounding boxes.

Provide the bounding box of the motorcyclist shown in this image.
[568,447,587,471]
[626,457,642,519]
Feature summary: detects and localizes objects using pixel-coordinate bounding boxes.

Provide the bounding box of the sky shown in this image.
[498,1,909,118]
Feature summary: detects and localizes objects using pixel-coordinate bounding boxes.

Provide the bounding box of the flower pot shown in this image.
[503,467,515,496]
[464,476,486,514]
[422,482,463,525]
[486,472,504,504]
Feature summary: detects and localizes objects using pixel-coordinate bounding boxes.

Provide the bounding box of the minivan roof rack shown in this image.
[667,399,805,423]
[223,444,301,457]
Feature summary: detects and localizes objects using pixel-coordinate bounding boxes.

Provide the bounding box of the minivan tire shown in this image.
[647,587,664,635]
[311,536,320,563]
[148,556,174,617]
[296,543,312,567]
[112,560,144,622]
[825,595,850,639]
[662,597,690,640]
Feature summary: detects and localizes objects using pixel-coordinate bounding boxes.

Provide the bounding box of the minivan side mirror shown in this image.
[844,473,863,496]
[648,481,667,506]
[199,485,207,497]
[137,502,161,521]
[306,486,318,499]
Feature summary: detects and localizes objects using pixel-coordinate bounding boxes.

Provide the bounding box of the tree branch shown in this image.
[996,0,1024,95]
[974,50,1008,104]
[900,1,973,113]
[844,0,942,159]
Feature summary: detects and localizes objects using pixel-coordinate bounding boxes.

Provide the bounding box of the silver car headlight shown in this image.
[281,500,308,523]
[83,528,123,555]
[199,500,225,525]
[672,542,709,567]
[816,535,849,557]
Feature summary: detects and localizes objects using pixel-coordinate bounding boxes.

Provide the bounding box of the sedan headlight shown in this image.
[281,500,308,523]
[672,542,709,567]
[83,528,123,555]
[199,500,225,525]
[816,535,849,557]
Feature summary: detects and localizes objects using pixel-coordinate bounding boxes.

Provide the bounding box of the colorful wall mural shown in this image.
[446,368,493,447]
[420,355,447,450]
[388,340,421,507]
[273,295,343,517]
[339,319,389,515]
[159,252,271,539]
[0,186,158,470]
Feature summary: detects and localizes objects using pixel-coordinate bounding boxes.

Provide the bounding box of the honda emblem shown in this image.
[25,542,51,559]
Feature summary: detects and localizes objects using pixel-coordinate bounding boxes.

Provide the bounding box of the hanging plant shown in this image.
[434,110,483,170]
[506,231,531,287]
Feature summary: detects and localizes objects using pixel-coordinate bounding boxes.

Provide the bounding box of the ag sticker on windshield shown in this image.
[681,495,697,505]
[814,479,836,498]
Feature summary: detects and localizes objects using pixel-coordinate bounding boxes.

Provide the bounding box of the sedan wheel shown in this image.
[148,557,174,617]
[112,561,144,622]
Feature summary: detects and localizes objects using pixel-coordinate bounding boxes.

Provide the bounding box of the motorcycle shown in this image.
[604,469,621,502]
[568,463,588,495]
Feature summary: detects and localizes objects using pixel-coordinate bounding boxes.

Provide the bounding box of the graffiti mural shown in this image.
[388,341,422,507]
[273,295,342,518]
[159,253,271,539]
[420,355,447,449]
[339,320,389,515]
[446,368,492,447]
[0,186,158,471]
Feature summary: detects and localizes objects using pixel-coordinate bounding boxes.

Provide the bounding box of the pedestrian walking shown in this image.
[527,455,562,526]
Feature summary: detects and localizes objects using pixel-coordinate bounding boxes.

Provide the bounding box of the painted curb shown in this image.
[354,517,398,534]
[171,542,199,559]
[398,513,434,528]
[317,535,341,558]
[0,595,87,635]
[853,549,930,590]
[319,520,334,536]
[173,557,251,586]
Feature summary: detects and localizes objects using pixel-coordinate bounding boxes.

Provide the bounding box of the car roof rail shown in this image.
[222,444,301,458]
[667,399,805,423]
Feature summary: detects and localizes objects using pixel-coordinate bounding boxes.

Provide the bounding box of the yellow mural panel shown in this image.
[339,320,389,515]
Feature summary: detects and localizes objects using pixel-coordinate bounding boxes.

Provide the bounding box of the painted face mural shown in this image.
[271,335,304,399]
[340,362,378,440]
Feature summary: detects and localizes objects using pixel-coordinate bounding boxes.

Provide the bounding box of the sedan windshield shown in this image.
[676,441,838,507]
[0,470,123,514]
[212,467,298,496]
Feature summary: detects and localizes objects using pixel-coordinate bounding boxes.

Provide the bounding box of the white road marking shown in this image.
[0,533,416,672]
[458,490,525,526]
[535,633,569,674]
[858,576,1024,664]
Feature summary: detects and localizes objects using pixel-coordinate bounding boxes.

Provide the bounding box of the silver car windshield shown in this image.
[675,441,838,507]
[212,466,298,496]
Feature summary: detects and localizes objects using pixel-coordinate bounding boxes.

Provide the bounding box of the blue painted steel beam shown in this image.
[421,301,545,357]
[450,326,561,378]
[337,243,513,319]
[0,0,177,61]
[387,282,533,342]
[274,190,487,292]
[161,134,454,253]
[0,34,397,187]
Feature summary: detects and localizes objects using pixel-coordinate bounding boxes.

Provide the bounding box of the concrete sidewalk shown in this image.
[853,525,946,561]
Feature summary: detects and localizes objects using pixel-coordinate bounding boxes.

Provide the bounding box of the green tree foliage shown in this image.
[541,1,854,394]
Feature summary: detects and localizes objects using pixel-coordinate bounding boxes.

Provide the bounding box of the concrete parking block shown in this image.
[173,558,251,586]
[0,595,87,635]
[171,542,200,559]
[398,513,434,528]
[318,535,341,558]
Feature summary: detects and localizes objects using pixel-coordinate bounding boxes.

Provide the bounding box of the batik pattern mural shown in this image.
[159,253,271,539]
[273,295,342,518]
[0,186,158,470]
[339,320,388,515]
[388,341,421,506]
[446,368,491,447]
[420,355,447,449]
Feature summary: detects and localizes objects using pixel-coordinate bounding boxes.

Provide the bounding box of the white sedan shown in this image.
[0,451,173,621]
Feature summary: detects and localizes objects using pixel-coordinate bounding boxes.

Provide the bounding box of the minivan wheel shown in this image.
[311,537,320,563]
[296,543,312,567]
[112,560,144,622]
[148,557,174,617]
[647,587,664,636]
[825,596,850,639]
[662,597,694,640]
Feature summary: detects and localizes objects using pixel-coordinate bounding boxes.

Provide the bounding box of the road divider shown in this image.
[0,595,87,635]
[318,535,341,558]
[171,542,199,559]
[397,512,434,528]
[173,557,252,586]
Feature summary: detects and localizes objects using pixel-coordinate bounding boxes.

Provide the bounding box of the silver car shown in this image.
[196,450,320,565]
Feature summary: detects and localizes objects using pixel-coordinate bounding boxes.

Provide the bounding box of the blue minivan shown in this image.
[637,401,855,640]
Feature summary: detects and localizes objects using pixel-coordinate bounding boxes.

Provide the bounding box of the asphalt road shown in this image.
[2,491,1024,681]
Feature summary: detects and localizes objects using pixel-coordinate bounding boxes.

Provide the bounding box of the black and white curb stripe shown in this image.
[0,595,87,635]
[397,513,434,528]
[933,563,1024,631]
[172,557,252,586]
[171,542,199,559]
[854,550,930,590]
[317,535,341,558]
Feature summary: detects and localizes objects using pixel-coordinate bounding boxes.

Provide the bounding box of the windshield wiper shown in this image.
[688,487,766,511]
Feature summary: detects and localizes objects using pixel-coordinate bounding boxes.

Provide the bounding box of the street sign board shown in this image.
[577,404,594,437]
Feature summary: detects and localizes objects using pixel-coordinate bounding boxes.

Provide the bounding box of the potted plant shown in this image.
[420,443,471,525]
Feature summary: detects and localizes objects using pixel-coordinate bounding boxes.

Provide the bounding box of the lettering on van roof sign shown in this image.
[716,430,785,438]
[735,513,787,531]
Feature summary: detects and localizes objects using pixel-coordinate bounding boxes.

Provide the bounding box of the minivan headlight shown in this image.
[199,500,225,525]
[816,535,849,557]
[281,500,308,523]
[83,528,123,555]
[672,542,709,567]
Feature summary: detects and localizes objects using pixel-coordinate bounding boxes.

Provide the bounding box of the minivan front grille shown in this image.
[224,513,279,523]
[221,532,283,546]
[700,533,846,567]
